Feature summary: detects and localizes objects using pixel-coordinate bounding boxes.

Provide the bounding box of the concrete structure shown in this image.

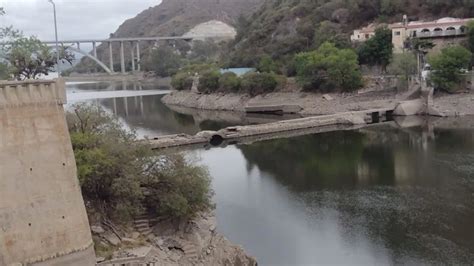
[148,108,394,150]
[351,16,473,53]
[0,34,229,75]
[0,79,95,265]
[350,23,378,42]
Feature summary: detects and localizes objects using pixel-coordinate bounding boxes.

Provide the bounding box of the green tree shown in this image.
[219,72,241,92]
[314,21,350,49]
[466,20,474,63]
[429,46,472,92]
[388,52,417,90]
[257,55,279,73]
[295,42,363,91]
[241,72,279,96]
[358,27,393,71]
[198,70,221,93]
[142,46,182,77]
[5,36,73,80]
[67,104,213,221]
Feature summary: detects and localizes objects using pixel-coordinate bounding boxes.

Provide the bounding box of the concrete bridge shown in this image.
[0,79,95,265]
[40,35,218,75]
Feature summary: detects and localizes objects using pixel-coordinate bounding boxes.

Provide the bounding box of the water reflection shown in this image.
[192,123,474,265]
[66,81,299,137]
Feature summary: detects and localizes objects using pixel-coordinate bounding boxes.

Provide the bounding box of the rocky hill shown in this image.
[223,0,474,68]
[74,0,263,73]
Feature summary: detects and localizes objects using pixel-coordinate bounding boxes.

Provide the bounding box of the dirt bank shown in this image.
[162,89,400,116]
[162,89,474,117]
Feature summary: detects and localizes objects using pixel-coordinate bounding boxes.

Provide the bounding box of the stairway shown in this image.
[134,214,152,236]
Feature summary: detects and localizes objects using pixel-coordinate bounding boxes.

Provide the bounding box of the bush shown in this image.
[171,72,193,91]
[66,104,212,221]
[198,70,221,93]
[219,72,241,92]
[429,46,472,92]
[295,42,363,92]
[257,55,279,73]
[241,72,278,96]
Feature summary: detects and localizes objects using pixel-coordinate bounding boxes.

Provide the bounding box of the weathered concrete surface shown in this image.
[148,109,392,150]
[393,99,424,116]
[0,79,95,265]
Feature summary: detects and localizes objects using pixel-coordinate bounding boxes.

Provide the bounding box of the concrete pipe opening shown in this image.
[210,134,224,146]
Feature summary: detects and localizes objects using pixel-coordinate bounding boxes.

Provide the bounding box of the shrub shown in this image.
[171,72,193,91]
[257,55,279,73]
[66,104,212,221]
[198,70,221,93]
[295,42,363,92]
[219,72,241,92]
[241,72,278,96]
[429,46,472,92]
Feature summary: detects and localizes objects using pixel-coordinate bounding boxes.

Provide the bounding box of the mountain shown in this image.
[223,0,474,68]
[74,0,263,73]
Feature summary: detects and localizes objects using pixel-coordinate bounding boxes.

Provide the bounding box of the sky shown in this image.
[0,0,161,41]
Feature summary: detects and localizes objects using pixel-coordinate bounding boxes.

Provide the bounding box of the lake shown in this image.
[67,81,474,265]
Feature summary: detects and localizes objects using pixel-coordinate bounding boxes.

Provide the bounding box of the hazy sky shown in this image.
[0,0,161,41]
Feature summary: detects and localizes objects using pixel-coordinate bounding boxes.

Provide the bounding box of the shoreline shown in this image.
[162,89,474,117]
[93,210,257,265]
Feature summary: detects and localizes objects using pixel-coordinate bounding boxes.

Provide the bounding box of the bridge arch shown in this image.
[65,46,113,74]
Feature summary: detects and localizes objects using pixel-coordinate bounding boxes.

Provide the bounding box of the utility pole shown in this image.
[48,0,61,77]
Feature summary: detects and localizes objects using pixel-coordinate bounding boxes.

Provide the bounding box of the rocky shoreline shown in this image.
[93,211,257,266]
[162,89,474,117]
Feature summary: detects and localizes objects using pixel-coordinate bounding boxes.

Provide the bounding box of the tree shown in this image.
[295,42,363,92]
[357,27,393,71]
[467,20,474,63]
[429,46,472,92]
[4,36,74,80]
[257,55,279,73]
[142,46,182,77]
[314,21,350,49]
[388,52,417,90]
[67,104,213,221]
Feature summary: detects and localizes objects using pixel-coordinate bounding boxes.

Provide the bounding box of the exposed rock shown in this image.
[100,211,257,266]
[103,232,121,246]
[323,94,334,101]
[91,225,105,234]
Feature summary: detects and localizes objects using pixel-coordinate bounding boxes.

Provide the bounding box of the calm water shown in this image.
[66,81,296,137]
[67,81,474,265]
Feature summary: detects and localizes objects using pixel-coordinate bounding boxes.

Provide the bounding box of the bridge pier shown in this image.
[131,42,135,72]
[108,42,114,73]
[120,41,125,74]
[136,42,141,71]
[92,41,97,58]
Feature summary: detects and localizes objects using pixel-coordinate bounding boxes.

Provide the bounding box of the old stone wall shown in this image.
[0,79,95,265]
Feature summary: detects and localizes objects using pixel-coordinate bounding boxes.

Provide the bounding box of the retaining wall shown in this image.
[0,79,95,265]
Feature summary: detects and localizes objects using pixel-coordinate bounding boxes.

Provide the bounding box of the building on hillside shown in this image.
[351,16,473,53]
[350,23,380,42]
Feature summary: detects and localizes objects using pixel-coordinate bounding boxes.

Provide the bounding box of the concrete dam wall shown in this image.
[0,80,95,265]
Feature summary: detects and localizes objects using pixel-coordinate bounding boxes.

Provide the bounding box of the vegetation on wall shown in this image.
[388,52,418,90]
